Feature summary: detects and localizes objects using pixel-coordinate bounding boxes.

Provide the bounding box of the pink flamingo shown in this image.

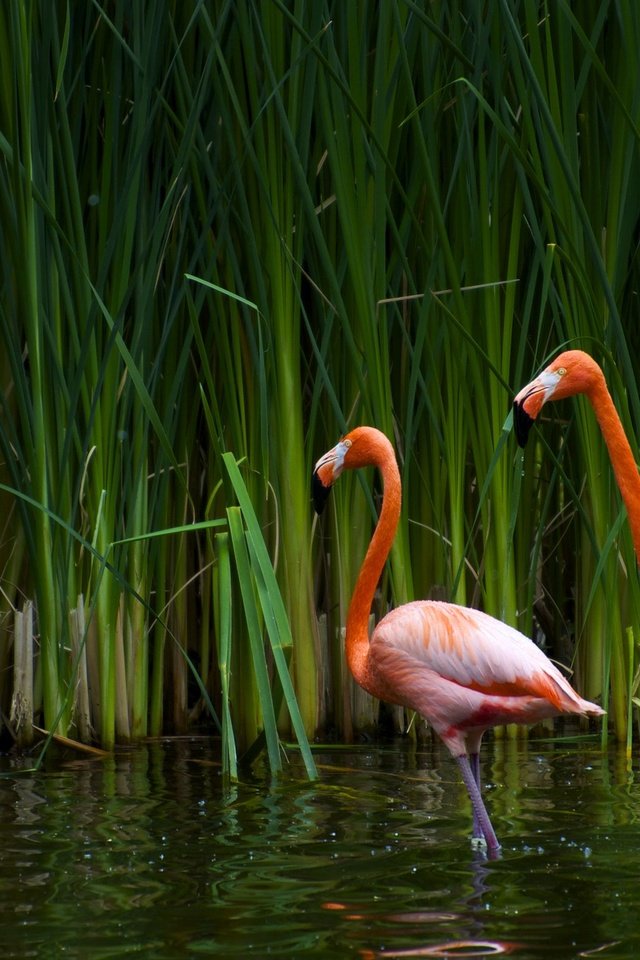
[313,426,604,855]
[513,349,640,561]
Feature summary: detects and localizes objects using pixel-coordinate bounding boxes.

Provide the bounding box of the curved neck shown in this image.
[588,378,640,562]
[345,451,401,685]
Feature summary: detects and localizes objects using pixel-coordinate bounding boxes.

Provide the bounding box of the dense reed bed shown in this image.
[0,2,638,767]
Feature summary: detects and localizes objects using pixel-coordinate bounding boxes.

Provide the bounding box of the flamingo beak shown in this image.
[312,439,349,514]
[513,370,563,447]
[312,468,332,514]
[512,393,537,447]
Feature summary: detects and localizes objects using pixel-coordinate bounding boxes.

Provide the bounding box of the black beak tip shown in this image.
[512,400,534,448]
[312,471,331,514]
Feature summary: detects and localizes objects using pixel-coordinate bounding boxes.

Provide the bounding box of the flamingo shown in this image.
[313,426,604,856]
[513,349,640,562]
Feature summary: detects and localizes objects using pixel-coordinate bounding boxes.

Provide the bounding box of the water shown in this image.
[1,734,639,958]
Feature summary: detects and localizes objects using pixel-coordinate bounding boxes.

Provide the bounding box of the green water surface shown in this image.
[1,735,638,958]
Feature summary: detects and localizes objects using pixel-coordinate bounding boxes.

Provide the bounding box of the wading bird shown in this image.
[313,426,604,856]
[513,349,640,562]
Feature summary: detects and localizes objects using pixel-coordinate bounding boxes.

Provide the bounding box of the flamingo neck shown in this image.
[588,377,640,563]
[345,450,401,688]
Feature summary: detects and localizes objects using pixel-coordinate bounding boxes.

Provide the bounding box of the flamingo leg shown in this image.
[469,752,483,840]
[470,751,480,786]
[456,755,501,856]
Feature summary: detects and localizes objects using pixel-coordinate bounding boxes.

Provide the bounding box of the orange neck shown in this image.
[588,377,640,563]
[345,441,401,688]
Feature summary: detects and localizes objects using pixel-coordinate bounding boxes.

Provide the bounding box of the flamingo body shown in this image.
[368,600,598,753]
[313,426,603,855]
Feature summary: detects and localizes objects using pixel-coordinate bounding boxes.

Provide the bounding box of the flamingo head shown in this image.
[513,350,603,447]
[312,436,350,513]
[312,427,391,513]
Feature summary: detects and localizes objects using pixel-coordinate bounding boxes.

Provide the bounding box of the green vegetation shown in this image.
[0,2,638,767]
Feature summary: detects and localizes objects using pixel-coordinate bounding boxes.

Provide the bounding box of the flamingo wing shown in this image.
[368,600,602,750]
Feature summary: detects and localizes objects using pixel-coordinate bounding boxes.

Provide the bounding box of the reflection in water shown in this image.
[359,939,520,957]
[0,736,639,958]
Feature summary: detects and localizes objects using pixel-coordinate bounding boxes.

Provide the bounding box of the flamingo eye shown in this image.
[343,439,352,449]
[556,367,567,376]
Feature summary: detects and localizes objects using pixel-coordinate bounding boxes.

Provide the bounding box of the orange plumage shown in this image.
[514,349,640,562]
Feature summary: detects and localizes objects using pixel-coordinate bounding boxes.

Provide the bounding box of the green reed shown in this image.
[500,0,640,746]
[0,2,637,763]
